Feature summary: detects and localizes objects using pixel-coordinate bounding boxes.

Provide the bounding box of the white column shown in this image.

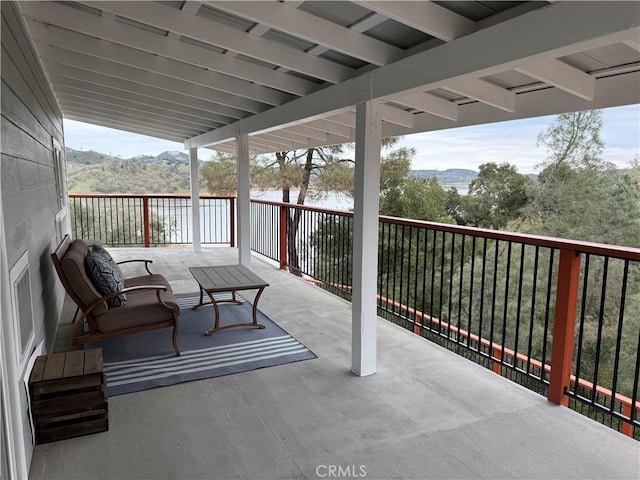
[236,135,251,268]
[351,100,381,377]
[189,147,201,253]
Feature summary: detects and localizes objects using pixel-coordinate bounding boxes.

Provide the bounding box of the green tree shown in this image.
[200,152,238,196]
[460,162,531,229]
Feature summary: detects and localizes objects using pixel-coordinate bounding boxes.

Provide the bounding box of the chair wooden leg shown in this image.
[171,314,180,357]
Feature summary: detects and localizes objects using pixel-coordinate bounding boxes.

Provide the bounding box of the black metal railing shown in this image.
[67,194,640,438]
[251,199,640,439]
[69,194,234,247]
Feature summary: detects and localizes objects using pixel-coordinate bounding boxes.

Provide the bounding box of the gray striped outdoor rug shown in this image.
[93,293,316,396]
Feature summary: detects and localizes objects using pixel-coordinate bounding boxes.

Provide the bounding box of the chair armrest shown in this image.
[117,259,153,274]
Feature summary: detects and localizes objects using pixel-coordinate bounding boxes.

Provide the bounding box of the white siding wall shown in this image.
[1,1,67,475]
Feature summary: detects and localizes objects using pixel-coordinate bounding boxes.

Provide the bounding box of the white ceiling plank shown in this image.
[281,125,328,142]
[326,112,355,128]
[260,132,300,146]
[442,79,516,113]
[304,12,388,58]
[303,119,353,139]
[182,1,203,15]
[393,92,458,121]
[27,20,291,106]
[19,1,318,96]
[338,105,414,128]
[379,104,414,128]
[382,71,640,139]
[67,107,198,139]
[65,114,187,143]
[622,39,640,53]
[249,136,290,151]
[515,59,596,101]
[51,77,230,124]
[56,90,223,129]
[42,47,267,118]
[186,2,639,148]
[48,69,238,123]
[57,95,218,131]
[63,105,204,137]
[89,1,353,83]
[355,1,475,41]
[210,1,402,66]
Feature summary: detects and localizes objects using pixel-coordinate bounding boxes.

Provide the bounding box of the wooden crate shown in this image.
[29,349,108,444]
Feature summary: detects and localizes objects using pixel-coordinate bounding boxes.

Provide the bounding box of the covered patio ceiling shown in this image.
[19,1,640,156]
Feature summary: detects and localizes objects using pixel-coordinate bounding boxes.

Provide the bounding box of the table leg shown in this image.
[204,288,266,336]
[192,285,205,310]
[193,289,242,310]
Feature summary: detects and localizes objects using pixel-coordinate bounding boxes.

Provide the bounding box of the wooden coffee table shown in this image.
[189,265,269,336]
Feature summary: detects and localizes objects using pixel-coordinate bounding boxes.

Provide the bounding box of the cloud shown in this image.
[398,105,639,174]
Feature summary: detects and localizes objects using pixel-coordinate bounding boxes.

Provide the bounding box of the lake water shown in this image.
[249,183,470,210]
[153,184,470,243]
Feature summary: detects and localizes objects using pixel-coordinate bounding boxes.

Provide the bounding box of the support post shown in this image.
[189,147,201,253]
[351,100,381,377]
[279,205,288,270]
[548,248,581,406]
[229,196,236,248]
[236,135,251,268]
[142,196,150,248]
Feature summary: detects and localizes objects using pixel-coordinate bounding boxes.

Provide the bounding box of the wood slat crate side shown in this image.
[36,418,109,444]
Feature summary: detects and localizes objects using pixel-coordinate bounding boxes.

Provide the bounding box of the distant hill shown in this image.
[65,147,194,166]
[410,168,478,184]
[65,147,194,194]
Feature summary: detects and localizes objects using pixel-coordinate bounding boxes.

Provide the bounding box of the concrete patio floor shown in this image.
[31,246,639,480]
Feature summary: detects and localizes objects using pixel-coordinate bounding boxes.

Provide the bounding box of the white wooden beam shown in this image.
[186,2,639,148]
[261,130,309,145]
[622,38,640,53]
[20,2,318,96]
[381,72,640,139]
[236,135,251,267]
[189,148,202,253]
[211,1,402,66]
[249,136,290,151]
[45,56,251,120]
[89,1,353,83]
[392,91,458,121]
[50,75,233,123]
[351,100,381,377]
[27,20,291,106]
[515,59,596,101]
[304,119,353,139]
[55,90,222,129]
[281,125,328,142]
[59,97,215,132]
[62,105,202,137]
[64,113,186,142]
[443,78,516,113]
[355,1,475,41]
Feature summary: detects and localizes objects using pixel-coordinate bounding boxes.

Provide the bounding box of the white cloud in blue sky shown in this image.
[64,104,639,174]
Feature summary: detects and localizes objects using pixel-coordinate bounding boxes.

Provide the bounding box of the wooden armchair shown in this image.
[51,235,180,356]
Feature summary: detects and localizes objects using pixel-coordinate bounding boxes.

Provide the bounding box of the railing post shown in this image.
[229,197,236,248]
[622,405,633,437]
[279,205,288,270]
[492,346,502,375]
[548,248,581,406]
[142,196,150,248]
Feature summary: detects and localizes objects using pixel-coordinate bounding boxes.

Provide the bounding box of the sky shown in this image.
[64,104,639,175]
